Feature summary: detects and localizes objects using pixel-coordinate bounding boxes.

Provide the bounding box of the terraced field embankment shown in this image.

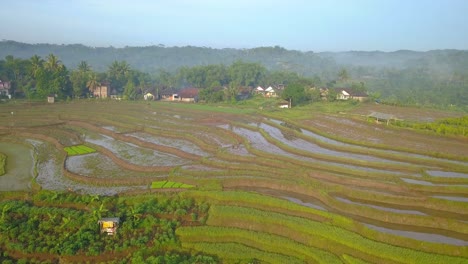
[0,100,467,263]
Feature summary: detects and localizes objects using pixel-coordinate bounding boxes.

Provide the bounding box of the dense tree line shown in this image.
[1,44,467,109]
[0,54,322,103]
[0,191,216,263]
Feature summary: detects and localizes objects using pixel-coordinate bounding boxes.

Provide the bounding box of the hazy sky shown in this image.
[1,0,467,51]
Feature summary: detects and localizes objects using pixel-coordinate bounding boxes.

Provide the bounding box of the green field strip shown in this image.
[172,182,183,188]
[0,152,6,176]
[64,147,78,156]
[343,254,372,264]
[206,205,468,264]
[64,145,96,156]
[179,183,195,188]
[165,181,176,188]
[151,181,195,189]
[75,145,96,153]
[177,226,342,264]
[151,181,167,188]
[181,242,303,264]
[70,146,88,155]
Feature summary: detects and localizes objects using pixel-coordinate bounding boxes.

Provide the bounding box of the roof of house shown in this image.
[179,88,199,98]
[160,88,179,96]
[256,86,264,91]
[0,80,11,89]
[334,88,368,97]
[265,86,274,92]
[368,112,396,120]
[98,217,120,223]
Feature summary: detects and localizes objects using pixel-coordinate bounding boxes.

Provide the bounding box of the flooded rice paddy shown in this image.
[0,142,34,191]
[1,101,467,251]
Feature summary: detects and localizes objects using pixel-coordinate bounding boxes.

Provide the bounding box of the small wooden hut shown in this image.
[98,217,120,235]
[367,112,398,125]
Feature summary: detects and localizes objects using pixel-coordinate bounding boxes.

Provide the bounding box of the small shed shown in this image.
[278,100,290,109]
[98,217,120,235]
[144,92,154,100]
[367,112,398,125]
[47,95,55,103]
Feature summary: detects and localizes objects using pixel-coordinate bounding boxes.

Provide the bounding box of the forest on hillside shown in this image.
[0,40,467,110]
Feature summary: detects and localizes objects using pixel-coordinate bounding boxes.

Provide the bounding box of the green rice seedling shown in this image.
[172,182,183,188]
[151,181,194,189]
[343,254,375,264]
[64,147,78,156]
[177,226,342,264]
[181,242,303,264]
[75,145,96,154]
[0,152,6,176]
[151,181,167,188]
[64,145,96,156]
[207,205,468,264]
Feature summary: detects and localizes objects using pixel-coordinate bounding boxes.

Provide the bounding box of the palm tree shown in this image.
[45,54,62,72]
[29,55,44,78]
[86,73,100,97]
[108,61,131,92]
[77,61,91,73]
[338,68,350,83]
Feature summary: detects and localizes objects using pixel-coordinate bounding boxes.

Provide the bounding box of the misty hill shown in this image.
[2,40,467,77]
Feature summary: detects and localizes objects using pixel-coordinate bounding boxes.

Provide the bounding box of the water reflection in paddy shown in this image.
[335,197,427,215]
[363,223,468,246]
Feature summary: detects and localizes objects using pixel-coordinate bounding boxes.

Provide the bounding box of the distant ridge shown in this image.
[1,40,467,75]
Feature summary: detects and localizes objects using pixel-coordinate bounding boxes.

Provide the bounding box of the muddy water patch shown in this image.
[335,197,426,215]
[363,223,468,246]
[129,132,210,156]
[225,125,413,176]
[0,142,34,191]
[236,187,328,211]
[270,119,468,167]
[432,196,468,202]
[401,177,468,187]
[401,178,435,186]
[426,170,468,179]
[66,153,164,179]
[86,134,189,166]
[36,151,143,195]
[260,123,414,165]
[282,196,328,211]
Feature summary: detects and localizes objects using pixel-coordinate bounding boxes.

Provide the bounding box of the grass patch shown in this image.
[64,145,96,156]
[177,226,342,264]
[0,152,6,176]
[151,181,194,189]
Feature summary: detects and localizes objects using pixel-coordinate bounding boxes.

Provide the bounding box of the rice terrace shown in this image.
[0,98,466,264]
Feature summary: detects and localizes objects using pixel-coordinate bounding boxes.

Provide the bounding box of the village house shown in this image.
[264,86,278,98]
[47,95,55,103]
[143,92,154,100]
[0,80,11,99]
[278,100,291,109]
[160,88,179,101]
[255,86,264,95]
[179,88,199,102]
[334,88,368,102]
[237,86,253,100]
[98,217,120,235]
[93,82,116,99]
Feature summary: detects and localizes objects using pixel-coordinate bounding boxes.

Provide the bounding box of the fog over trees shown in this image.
[0,41,467,110]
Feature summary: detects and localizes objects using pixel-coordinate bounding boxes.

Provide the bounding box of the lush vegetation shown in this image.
[0,98,467,263]
[64,145,96,156]
[1,40,467,109]
[0,191,214,263]
[0,153,6,176]
[394,116,468,136]
[151,181,195,189]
